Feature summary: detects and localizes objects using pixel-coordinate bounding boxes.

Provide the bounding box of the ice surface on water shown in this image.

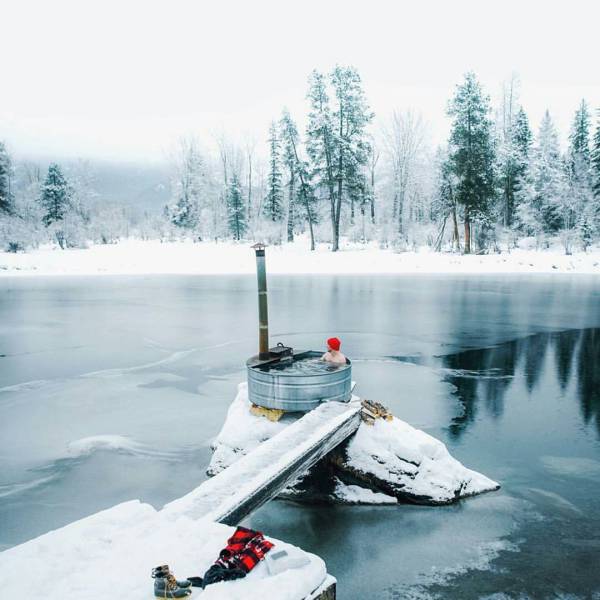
[267,356,343,374]
[2,275,600,599]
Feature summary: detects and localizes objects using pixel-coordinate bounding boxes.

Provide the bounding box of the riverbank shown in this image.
[1,238,599,276]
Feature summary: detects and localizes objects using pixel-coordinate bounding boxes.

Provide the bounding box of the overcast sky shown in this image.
[1,0,599,163]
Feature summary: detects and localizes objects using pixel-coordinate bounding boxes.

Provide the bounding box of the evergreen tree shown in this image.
[578,212,594,251]
[329,66,373,248]
[226,173,246,240]
[280,109,319,249]
[510,107,533,216]
[306,70,335,241]
[497,88,529,228]
[593,109,600,201]
[170,140,204,232]
[568,100,594,238]
[40,163,71,226]
[280,111,297,242]
[306,66,373,251]
[0,142,13,214]
[447,72,496,253]
[569,99,592,169]
[515,111,567,236]
[263,121,284,222]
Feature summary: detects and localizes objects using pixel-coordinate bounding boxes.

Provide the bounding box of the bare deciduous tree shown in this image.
[382,110,427,237]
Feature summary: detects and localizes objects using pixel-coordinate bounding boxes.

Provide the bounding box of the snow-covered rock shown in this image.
[332,417,500,505]
[209,383,499,505]
[332,478,398,505]
[0,499,329,600]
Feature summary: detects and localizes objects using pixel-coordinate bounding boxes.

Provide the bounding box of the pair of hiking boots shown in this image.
[151,565,193,598]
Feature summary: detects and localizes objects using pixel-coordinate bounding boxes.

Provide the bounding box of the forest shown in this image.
[1,68,599,255]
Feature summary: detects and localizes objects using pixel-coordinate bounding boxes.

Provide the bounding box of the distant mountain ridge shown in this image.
[84,161,171,216]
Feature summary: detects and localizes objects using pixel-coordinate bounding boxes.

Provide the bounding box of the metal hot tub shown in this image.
[247,350,352,412]
[246,243,352,411]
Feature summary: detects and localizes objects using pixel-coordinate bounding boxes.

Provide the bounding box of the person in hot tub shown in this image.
[322,337,347,365]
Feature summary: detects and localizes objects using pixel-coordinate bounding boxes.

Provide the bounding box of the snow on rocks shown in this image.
[333,478,398,505]
[333,417,500,504]
[210,383,499,506]
[0,499,329,600]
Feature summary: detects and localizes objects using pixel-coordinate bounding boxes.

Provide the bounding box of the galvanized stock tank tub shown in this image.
[247,350,352,412]
[248,243,352,412]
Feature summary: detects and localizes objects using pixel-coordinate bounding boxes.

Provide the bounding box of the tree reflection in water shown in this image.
[434,328,600,439]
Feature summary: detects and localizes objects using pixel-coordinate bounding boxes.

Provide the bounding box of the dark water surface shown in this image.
[1,274,599,599]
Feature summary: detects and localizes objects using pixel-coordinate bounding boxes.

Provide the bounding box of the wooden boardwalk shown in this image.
[163,400,362,525]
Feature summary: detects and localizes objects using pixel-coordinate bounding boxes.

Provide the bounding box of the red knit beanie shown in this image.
[327,337,341,351]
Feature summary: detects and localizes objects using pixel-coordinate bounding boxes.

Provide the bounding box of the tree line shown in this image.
[1,68,599,254]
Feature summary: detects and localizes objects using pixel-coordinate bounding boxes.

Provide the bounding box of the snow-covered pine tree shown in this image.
[39,163,72,249]
[447,72,496,253]
[578,212,594,251]
[329,66,373,250]
[593,109,600,200]
[568,100,594,244]
[280,110,318,251]
[280,110,298,242]
[170,139,204,234]
[263,121,284,223]
[498,105,533,228]
[593,110,600,197]
[40,163,71,226]
[511,107,533,193]
[569,100,592,170]
[591,109,600,233]
[515,111,567,239]
[0,142,13,214]
[227,172,246,241]
[306,70,335,243]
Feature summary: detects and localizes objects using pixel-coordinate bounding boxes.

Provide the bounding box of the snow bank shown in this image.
[1,237,599,276]
[210,384,499,505]
[0,499,328,600]
[339,417,500,504]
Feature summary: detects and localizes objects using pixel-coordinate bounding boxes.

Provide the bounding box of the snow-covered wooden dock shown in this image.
[163,400,362,525]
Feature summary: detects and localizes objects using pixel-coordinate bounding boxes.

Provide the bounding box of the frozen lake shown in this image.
[1,274,600,598]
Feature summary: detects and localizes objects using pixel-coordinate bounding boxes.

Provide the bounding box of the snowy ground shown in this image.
[0,501,330,600]
[1,237,599,276]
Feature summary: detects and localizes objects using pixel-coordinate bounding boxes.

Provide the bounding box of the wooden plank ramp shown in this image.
[163,400,362,525]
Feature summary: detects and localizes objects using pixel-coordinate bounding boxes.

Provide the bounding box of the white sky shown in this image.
[1,0,599,162]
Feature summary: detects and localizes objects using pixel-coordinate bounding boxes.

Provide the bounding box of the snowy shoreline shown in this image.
[1,238,599,277]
